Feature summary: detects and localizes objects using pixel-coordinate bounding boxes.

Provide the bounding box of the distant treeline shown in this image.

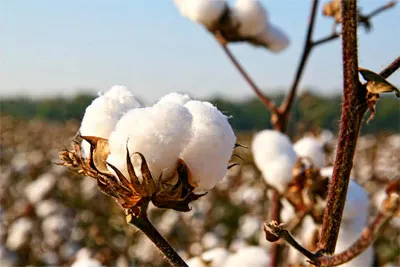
[1,92,399,134]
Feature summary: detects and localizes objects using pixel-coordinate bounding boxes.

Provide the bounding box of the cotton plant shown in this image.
[59,86,236,266]
[294,136,326,169]
[174,0,289,52]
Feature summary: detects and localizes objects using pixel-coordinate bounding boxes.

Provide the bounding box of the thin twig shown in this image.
[364,0,397,19]
[269,190,282,267]
[379,56,400,78]
[313,32,341,47]
[126,213,188,267]
[264,193,399,266]
[317,0,364,255]
[215,32,278,114]
[280,0,319,127]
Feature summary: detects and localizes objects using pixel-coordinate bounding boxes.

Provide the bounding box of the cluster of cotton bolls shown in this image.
[1,111,399,266]
[80,86,236,193]
[174,0,289,52]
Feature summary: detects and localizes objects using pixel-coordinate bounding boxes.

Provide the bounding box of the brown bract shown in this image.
[58,136,206,216]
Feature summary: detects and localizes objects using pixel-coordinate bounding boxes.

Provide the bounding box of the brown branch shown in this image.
[279,0,319,130]
[313,32,341,47]
[264,193,399,267]
[364,0,397,19]
[215,32,278,115]
[269,190,282,267]
[379,56,400,78]
[317,0,365,255]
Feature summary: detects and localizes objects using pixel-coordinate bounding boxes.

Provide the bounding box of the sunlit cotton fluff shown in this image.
[156,92,191,106]
[174,0,227,28]
[201,247,230,267]
[252,130,297,192]
[222,246,270,267]
[107,102,193,181]
[233,0,268,36]
[180,100,236,192]
[294,136,325,169]
[80,85,141,155]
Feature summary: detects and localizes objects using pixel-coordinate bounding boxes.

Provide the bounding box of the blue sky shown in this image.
[1,0,399,103]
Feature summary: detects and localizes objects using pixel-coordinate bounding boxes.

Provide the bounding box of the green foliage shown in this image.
[1,91,398,134]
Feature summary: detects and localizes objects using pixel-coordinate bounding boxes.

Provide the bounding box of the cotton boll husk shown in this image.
[180,100,236,192]
[156,92,191,106]
[252,130,297,193]
[222,246,270,267]
[294,136,325,168]
[255,22,290,52]
[107,102,193,181]
[174,0,227,28]
[201,247,230,267]
[233,0,268,36]
[80,85,141,155]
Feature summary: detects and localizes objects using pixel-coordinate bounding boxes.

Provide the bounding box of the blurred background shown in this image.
[1,1,399,266]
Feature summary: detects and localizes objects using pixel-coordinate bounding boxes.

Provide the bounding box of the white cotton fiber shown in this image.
[222,246,270,267]
[294,136,325,169]
[107,102,193,181]
[233,0,268,36]
[80,85,141,155]
[24,173,56,204]
[254,22,290,52]
[180,100,236,192]
[174,0,227,28]
[6,218,33,251]
[156,92,191,106]
[201,247,230,267]
[252,130,297,193]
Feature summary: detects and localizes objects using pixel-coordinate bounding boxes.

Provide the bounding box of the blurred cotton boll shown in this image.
[80,85,141,155]
[107,102,193,180]
[294,136,325,169]
[5,218,33,251]
[254,22,290,52]
[252,130,297,192]
[180,100,236,192]
[201,247,230,267]
[233,0,268,36]
[222,246,270,267]
[174,0,227,29]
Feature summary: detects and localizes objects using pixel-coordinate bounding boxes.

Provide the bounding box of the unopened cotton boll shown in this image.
[254,22,290,52]
[252,130,297,193]
[180,100,236,192]
[156,92,191,106]
[233,0,268,36]
[107,102,193,180]
[223,246,270,267]
[80,85,141,155]
[174,0,227,29]
[294,136,325,168]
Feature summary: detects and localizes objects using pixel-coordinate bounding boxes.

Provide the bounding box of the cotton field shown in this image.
[0,115,398,266]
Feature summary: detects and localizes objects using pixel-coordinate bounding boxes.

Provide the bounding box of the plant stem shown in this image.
[280,0,319,124]
[126,213,188,267]
[379,56,400,78]
[317,0,365,255]
[269,190,282,267]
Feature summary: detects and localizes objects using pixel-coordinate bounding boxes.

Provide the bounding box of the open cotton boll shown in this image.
[156,92,191,106]
[294,136,325,169]
[252,130,297,192]
[107,102,193,181]
[80,85,141,155]
[255,23,290,52]
[222,246,270,267]
[174,0,227,28]
[233,0,268,36]
[201,247,230,267]
[180,100,236,192]
[187,257,207,267]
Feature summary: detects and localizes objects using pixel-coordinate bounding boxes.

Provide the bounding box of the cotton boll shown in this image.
[157,92,191,106]
[223,246,270,267]
[252,130,297,193]
[180,100,236,192]
[80,85,141,155]
[108,102,193,180]
[254,22,290,52]
[201,247,230,267]
[233,0,268,36]
[24,173,56,204]
[6,218,33,251]
[174,0,227,29]
[294,136,325,168]
[187,256,207,267]
[280,198,295,223]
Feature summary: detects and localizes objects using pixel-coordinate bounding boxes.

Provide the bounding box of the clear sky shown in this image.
[1,0,399,103]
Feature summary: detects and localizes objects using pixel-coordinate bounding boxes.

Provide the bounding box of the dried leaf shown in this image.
[81,136,111,174]
[359,68,400,96]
